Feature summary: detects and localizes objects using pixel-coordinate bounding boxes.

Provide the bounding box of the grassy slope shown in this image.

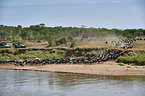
[117,50,145,65]
[1,40,145,66]
[116,40,145,65]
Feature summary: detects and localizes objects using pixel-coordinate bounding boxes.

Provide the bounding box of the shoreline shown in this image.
[0,61,145,76]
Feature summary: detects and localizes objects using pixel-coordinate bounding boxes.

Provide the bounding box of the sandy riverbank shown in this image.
[0,61,145,76]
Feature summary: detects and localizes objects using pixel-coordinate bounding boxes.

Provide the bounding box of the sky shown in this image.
[0,0,145,29]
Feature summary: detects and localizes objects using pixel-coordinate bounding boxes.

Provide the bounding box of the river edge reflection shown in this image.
[0,69,145,96]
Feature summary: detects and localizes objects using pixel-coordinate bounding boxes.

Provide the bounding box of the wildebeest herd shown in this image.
[110,38,135,49]
[0,38,136,66]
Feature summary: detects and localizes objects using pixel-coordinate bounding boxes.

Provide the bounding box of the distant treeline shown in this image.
[0,24,145,42]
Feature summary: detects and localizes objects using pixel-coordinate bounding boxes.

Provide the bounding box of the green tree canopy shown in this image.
[0,31,8,40]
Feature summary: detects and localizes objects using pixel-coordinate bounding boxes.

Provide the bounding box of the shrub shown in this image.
[0,56,5,60]
[68,36,73,41]
[70,42,76,48]
[48,39,52,46]
[28,37,33,41]
[57,50,64,55]
[116,57,122,62]
[55,37,67,45]
[11,37,21,43]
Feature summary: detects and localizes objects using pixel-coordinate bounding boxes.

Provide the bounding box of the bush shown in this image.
[55,37,67,45]
[28,37,33,41]
[57,50,64,55]
[0,56,5,60]
[48,39,52,46]
[68,36,73,41]
[116,57,122,62]
[70,42,76,48]
[11,37,20,43]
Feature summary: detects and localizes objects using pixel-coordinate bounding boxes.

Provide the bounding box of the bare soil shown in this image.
[1,61,145,76]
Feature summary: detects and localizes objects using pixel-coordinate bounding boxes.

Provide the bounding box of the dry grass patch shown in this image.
[132,41,145,50]
[74,41,111,48]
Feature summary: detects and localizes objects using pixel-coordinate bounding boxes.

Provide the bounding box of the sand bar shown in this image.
[0,61,145,76]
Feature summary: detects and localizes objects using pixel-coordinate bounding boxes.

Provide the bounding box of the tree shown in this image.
[81,25,86,28]
[39,23,45,27]
[20,31,29,40]
[17,25,22,29]
[55,37,67,45]
[0,31,8,40]
[40,28,49,35]
[47,37,53,46]
[82,34,88,39]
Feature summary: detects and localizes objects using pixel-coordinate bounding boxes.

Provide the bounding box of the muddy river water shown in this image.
[0,69,145,96]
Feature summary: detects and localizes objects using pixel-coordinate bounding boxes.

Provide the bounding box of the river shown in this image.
[0,69,145,96]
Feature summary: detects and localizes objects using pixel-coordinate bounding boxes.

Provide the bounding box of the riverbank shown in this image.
[0,61,145,76]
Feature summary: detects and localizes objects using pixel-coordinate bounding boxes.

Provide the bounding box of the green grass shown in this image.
[16,50,65,60]
[117,51,145,65]
[0,50,66,60]
[118,64,125,66]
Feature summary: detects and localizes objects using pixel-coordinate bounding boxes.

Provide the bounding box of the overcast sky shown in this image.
[0,0,145,29]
